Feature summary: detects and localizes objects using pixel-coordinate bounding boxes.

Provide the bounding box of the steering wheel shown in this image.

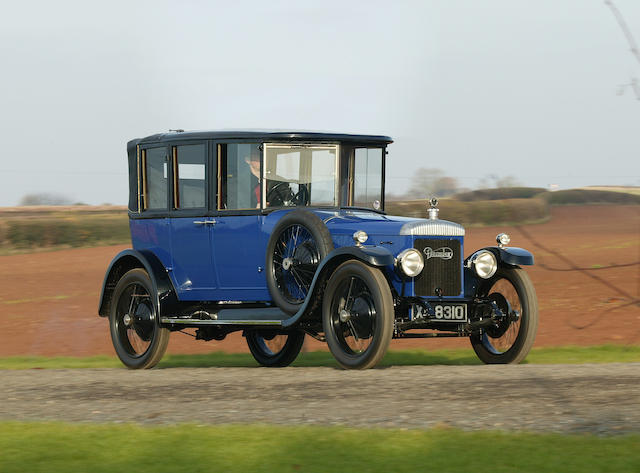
[266,182,309,207]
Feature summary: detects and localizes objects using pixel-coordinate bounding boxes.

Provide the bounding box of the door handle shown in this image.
[193,220,217,225]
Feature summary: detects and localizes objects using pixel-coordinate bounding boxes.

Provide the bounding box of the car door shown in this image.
[212,142,270,301]
[168,141,218,300]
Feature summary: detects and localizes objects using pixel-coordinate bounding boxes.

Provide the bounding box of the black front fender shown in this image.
[98,249,179,318]
[325,245,395,267]
[464,247,534,296]
[488,246,534,266]
[281,245,394,328]
[467,246,534,267]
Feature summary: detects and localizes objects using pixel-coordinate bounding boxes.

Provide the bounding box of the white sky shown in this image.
[0,0,639,205]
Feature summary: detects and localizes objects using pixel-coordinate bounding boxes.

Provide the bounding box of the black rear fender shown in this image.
[98,249,179,318]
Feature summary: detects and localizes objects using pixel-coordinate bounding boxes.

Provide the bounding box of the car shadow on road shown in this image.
[155,351,483,369]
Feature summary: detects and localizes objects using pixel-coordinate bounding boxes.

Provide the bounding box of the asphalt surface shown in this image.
[1,363,639,434]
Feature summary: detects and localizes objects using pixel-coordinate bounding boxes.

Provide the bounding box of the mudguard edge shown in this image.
[98,249,179,318]
[282,245,394,328]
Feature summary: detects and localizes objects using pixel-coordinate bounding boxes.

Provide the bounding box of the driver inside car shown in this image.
[244,152,291,208]
[244,152,262,208]
[245,153,308,208]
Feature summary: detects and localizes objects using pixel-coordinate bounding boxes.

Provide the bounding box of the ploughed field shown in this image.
[0,205,638,357]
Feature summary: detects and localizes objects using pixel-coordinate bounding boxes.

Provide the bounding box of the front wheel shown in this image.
[109,268,170,369]
[245,330,305,367]
[322,261,394,370]
[470,267,538,364]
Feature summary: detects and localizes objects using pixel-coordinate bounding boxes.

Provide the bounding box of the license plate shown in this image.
[413,303,468,322]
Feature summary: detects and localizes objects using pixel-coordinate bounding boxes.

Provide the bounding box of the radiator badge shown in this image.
[423,247,454,260]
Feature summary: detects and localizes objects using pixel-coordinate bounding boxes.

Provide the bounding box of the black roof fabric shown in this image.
[127,129,393,151]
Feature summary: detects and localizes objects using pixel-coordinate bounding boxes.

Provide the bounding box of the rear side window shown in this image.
[142,147,168,210]
[173,144,206,209]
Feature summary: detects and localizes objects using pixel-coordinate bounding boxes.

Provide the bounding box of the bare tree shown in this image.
[19,193,74,206]
[407,168,459,199]
[478,174,522,189]
[605,0,640,100]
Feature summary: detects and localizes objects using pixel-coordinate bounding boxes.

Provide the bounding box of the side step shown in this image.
[160,307,288,327]
[161,318,283,326]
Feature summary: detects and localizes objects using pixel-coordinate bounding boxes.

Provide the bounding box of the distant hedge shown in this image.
[453,187,547,201]
[2,214,130,249]
[542,189,640,205]
[386,197,550,225]
[1,189,637,252]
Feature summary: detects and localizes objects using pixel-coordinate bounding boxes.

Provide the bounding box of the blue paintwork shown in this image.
[128,208,523,304]
[212,215,270,300]
[130,218,173,271]
[169,217,217,300]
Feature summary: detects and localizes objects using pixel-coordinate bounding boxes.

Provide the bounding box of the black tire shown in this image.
[109,268,170,369]
[246,330,306,367]
[322,260,394,370]
[266,210,334,314]
[470,267,538,364]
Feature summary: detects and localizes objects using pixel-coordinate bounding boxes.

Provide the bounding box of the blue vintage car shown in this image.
[99,130,538,369]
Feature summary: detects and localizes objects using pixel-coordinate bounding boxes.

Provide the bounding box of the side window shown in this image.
[352,148,383,208]
[173,143,206,209]
[218,143,261,210]
[142,147,168,210]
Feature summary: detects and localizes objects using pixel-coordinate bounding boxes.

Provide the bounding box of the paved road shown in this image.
[1,364,638,434]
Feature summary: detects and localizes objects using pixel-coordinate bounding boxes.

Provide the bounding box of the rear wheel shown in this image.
[246,330,305,367]
[470,267,538,364]
[109,268,170,369]
[322,261,394,370]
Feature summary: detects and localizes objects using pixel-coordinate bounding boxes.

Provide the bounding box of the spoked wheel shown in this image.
[109,268,169,369]
[470,267,538,364]
[323,260,394,370]
[274,224,319,303]
[246,330,306,367]
[266,210,334,314]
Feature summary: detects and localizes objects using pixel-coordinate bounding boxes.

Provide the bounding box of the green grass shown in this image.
[1,345,639,370]
[0,422,638,473]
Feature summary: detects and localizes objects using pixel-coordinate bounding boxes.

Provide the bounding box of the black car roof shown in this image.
[128,129,393,149]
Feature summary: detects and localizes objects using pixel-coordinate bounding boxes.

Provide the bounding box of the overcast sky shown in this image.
[0,0,639,205]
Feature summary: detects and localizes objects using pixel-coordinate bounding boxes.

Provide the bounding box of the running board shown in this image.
[160,307,289,327]
[161,318,283,326]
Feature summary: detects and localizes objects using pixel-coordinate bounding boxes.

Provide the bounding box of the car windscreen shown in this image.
[263,144,338,208]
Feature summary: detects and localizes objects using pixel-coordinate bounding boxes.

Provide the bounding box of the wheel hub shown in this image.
[131,301,154,341]
[339,309,351,322]
[282,257,293,270]
[486,293,512,338]
[123,313,133,327]
[349,296,375,339]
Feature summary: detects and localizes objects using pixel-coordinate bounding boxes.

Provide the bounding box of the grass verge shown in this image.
[0,422,638,473]
[1,345,639,370]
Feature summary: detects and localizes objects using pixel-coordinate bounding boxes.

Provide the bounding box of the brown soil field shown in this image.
[0,205,638,357]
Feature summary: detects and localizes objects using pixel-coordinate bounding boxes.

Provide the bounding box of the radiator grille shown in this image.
[413,239,461,297]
